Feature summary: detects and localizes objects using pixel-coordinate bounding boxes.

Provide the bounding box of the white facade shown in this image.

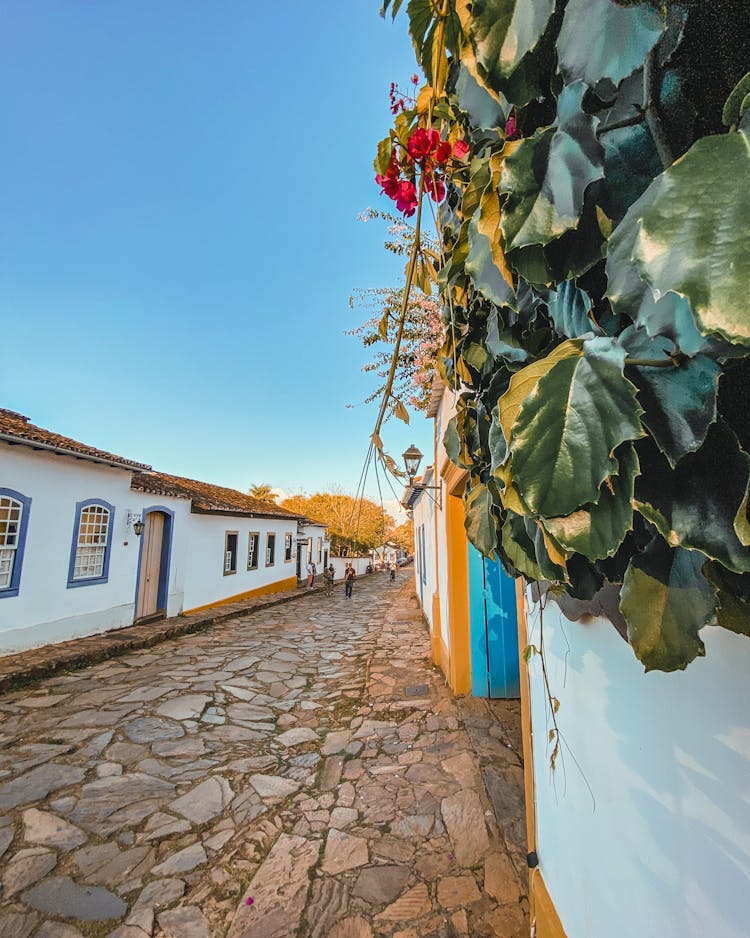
[0,443,187,653]
[524,593,750,938]
[181,513,299,612]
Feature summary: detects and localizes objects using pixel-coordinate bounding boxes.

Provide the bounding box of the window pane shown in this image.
[0,548,13,589]
[0,497,23,549]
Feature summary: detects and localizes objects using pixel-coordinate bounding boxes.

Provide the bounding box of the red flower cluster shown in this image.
[376,127,471,217]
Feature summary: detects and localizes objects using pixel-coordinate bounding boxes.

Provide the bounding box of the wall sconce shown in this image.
[127,511,145,536]
[402,444,442,509]
[133,519,145,537]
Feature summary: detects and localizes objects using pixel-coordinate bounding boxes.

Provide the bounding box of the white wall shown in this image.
[182,513,299,611]
[525,595,750,938]
[330,556,371,580]
[412,481,437,629]
[0,444,188,653]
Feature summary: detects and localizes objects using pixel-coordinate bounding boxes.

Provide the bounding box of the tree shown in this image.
[280,489,395,554]
[248,484,276,503]
[348,210,445,415]
[391,520,414,553]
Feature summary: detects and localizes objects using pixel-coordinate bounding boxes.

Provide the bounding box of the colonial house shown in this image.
[408,385,750,938]
[0,407,319,655]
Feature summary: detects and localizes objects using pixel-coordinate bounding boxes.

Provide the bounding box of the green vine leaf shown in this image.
[633,130,750,346]
[464,480,498,556]
[500,83,605,251]
[634,426,750,575]
[407,0,463,87]
[722,70,750,127]
[621,538,716,672]
[455,63,507,130]
[546,281,602,339]
[466,214,517,306]
[542,443,638,561]
[510,336,644,518]
[620,325,719,467]
[703,563,750,638]
[465,0,555,84]
[556,0,665,88]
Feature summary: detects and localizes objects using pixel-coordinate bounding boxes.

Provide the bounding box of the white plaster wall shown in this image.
[525,595,750,938]
[435,387,455,651]
[412,487,436,630]
[182,514,299,610]
[330,557,371,580]
[0,444,188,652]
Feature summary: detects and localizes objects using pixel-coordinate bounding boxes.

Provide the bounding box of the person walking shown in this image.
[324,564,334,597]
[344,563,355,599]
[306,560,315,589]
[389,561,397,583]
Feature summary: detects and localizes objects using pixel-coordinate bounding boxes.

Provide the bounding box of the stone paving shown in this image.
[0,575,528,938]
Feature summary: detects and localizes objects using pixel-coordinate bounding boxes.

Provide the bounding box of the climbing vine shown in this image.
[374,0,750,672]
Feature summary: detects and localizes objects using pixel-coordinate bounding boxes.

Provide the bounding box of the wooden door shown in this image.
[468,543,521,698]
[136,512,165,620]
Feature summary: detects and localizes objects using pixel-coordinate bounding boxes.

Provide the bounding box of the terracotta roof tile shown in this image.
[0,408,151,471]
[131,470,304,520]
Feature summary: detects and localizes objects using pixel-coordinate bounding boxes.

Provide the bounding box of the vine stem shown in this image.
[624,356,679,368]
[643,47,674,170]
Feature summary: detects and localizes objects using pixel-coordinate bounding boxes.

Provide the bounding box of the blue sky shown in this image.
[0,2,434,507]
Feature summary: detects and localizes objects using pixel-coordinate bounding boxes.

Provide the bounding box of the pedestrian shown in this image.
[344,563,355,599]
[306,560,315,589]
[324,564,334,596]
[390,561,397,583]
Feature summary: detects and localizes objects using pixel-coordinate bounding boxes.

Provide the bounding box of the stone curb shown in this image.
[0,580,336,696]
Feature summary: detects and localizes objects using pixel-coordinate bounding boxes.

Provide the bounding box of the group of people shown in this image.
[306,560,356,597]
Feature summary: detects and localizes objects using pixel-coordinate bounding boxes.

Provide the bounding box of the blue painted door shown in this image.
[468,543,520,698]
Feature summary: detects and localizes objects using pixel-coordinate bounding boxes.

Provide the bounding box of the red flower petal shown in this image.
[453,139,470,159]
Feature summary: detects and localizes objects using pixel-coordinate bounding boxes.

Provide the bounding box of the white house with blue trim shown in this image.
[0,408,312,655]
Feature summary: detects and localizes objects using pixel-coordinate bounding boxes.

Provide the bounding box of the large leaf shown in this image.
[634,426,750,574]
[500,83,605,250]
[407,0,463,87]
[497,338,581,442]
[464,480,498,556]
[510,336,644,517]
[466,214,517,306]
[606,186,714,356]
[634,130,750,346]
[542,443,638,561]
[485,308,529,363]
[557,0,665,88]
[466,0,555,83]
[455,63,507,129]
[620,539,716,672]
[620,325,719,467]
[546,281,602,339]
[703,562,750,638]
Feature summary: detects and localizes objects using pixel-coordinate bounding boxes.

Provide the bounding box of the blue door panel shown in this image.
[468,543,520,698]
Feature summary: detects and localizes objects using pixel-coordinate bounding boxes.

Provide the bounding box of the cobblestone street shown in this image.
[0,575,527,938]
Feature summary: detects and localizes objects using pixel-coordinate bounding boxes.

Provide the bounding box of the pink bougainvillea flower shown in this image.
[435,141,452,164]
[453,139,470,160]
[505,112,518,138]
[407,127,441,162]
[395,179,418,216]
[424,172,445,203]
[375,172,400,199]
[245,897,254,906]
[411,73,419,84]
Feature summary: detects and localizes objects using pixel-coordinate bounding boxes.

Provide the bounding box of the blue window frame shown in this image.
[0,488,32,599]
[67,499,115,588]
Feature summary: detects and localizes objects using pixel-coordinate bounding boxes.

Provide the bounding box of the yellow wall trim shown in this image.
[183,576,298,615]
[445,491,471,694]
[531,871,568,938]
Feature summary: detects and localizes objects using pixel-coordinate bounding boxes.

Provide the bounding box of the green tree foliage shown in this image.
[378,0,750,671]
[280,490,395,555]
[248,483,276,502]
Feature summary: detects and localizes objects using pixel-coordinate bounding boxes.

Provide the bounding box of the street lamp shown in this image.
[402,444,424,482]
[401,444,442,509]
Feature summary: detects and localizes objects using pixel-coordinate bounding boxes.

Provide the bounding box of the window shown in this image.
[224,531,238,575]
[0,490,31,598]
[284,533,293,562]
[266,532,276,566]
[247,532,259,570]
[317,537,322,564]
[68,499,115,588]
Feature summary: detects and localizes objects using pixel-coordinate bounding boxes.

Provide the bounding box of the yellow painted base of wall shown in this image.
[183,576,298,615]
[531,871,568,938]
